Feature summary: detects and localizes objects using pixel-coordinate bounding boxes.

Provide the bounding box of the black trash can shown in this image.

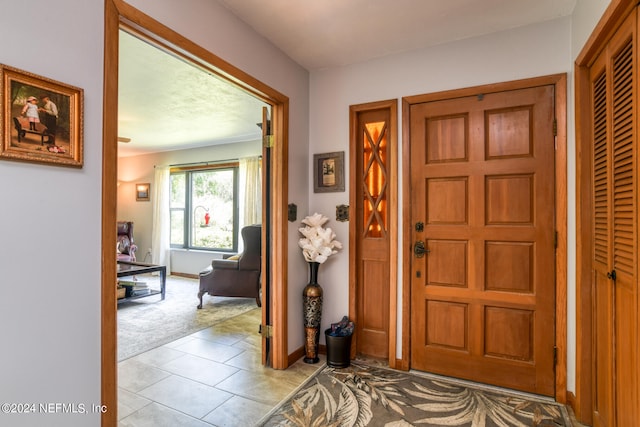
[325,328,352,368]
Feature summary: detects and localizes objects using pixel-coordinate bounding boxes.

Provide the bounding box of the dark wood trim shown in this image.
[103,0,290,423]
[102,3,119,425]
[574,60,594,425]
[573,1,637,424]
[270,99,290,370]
[394,358,409,371]
[288,346,305,367]
[348,106,358,360]
[566,391,578,415]
[575,0,637,67]
[287,345,328,367]
[401,73,568,401]
[348,99,398,368]
[554,74,568,404]
[400,98,413,371]
[388,100,399,370]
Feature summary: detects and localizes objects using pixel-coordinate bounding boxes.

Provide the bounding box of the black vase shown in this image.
[303,262,323,363]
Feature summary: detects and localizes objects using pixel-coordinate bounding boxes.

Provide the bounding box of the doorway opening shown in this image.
[103,1,290,424]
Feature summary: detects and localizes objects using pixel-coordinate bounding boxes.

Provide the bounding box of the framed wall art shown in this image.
[0,64,84,167]
[136,183,150,201]
[314,151,345,193]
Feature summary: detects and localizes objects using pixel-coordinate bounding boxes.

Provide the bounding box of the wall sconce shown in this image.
[136,183,150,201]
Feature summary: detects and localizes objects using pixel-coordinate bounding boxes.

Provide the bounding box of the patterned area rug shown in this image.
[117,275,259,361]
[260,362,569,427]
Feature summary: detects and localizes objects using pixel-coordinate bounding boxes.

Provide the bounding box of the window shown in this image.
[170,165,239,252]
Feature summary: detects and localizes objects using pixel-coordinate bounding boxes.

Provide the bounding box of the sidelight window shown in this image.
[363,121,388,238]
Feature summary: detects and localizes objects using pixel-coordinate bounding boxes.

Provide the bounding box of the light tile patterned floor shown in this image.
[118,307,324,426]
[118,303,586,427]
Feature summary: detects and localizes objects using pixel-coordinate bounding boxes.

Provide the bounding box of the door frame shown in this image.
[574,0,638,423]
[401,74,567,403]
[102,1,290,425]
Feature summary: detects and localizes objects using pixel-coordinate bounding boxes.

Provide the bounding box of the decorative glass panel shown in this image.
[363,121,388,237]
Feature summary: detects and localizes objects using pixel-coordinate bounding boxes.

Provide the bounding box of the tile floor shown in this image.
[118,307,325,426]
[117,304,585,427]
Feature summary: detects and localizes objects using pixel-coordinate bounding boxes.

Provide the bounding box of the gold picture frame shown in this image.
[314,151,345,193]
[0,64,83,167]
[136,183,150,201]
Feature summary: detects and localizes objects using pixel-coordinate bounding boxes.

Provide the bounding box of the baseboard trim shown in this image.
[171,272,199,279]
[395,358,409,371]
[288,345,327,367]
[566,391,576,410]
[288,346,304,367]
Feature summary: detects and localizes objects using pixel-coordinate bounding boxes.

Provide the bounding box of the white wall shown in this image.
[571,0,611,57]
[309,15,575,378]
[0,0,309,425]
[0,1,104,426]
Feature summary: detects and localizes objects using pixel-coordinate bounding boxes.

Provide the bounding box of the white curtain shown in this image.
[239,156,262,227]
[238,156,262,252]
[151,165,171,273]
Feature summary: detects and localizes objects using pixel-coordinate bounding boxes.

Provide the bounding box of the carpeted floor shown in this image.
[260,362,570,427]
[117,275,259,361]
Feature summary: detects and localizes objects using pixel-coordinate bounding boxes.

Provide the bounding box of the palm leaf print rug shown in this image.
[259,362,569,427]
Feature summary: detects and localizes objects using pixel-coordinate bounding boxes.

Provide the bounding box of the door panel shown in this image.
[410,85,556,396]
[359,259,389,356]
[610,24,638,425]
[590,48,612,427]
[593,272,614,427]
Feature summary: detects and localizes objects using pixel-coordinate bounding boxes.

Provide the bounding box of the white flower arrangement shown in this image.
[298,213,343,264]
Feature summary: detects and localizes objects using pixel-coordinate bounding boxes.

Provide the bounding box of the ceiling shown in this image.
[118,30,268,157]
[218,0,576,70]
[118,0,576,157]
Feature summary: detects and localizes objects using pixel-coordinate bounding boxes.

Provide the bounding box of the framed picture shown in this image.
[136,183,150,201]
[314,151,345,193]
[0,64,83,167]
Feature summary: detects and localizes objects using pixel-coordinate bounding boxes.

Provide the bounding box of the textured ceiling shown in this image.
[117,0,577,156]
[118,31,267,157]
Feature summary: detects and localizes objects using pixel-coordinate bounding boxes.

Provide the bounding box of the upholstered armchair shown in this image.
[197,224,262,309]
[117,221,137,262]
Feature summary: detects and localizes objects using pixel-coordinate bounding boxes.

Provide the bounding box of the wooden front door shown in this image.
[409,84,556,396]
[589,10,639,427]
